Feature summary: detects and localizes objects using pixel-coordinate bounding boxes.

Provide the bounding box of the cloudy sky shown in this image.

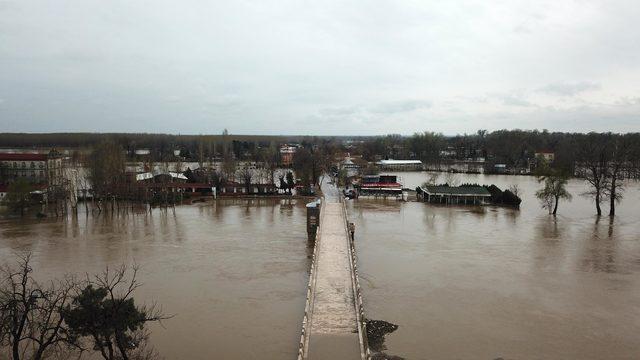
[1,0,639,135]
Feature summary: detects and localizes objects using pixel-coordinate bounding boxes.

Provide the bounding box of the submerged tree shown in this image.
[4,179,33,217]
[285,171,295,194]
[87,140,126,210]
[238,167,253,194]
[0,254,79,360]
[575,133,610,216]
[536,171,572,216]
[605,135,631,216]
[0,254,168,360]
[62,265,167,360]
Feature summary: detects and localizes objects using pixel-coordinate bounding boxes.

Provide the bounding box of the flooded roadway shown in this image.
[349,172,640,359]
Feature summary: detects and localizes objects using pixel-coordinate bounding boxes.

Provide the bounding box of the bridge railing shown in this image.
[341,197,371,360]
[297,198,324,360]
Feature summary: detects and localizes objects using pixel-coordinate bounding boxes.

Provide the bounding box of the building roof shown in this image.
[421,185,491,197]
[0,153,48,161]
[168,172,188,180]
[135,172,187,181]
[376,159,423,165]
[135,172,154,181]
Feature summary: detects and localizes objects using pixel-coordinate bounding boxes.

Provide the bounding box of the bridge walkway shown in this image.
[300,178,367,360]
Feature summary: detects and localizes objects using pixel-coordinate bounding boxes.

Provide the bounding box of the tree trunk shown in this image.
[12,336,20,360]
[609,177,616,216]
[595,192,601,216]
[115,333,130,360]
[553,195,559,215]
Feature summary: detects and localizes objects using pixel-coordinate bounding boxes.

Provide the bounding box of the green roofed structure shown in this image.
[418,185,491,205]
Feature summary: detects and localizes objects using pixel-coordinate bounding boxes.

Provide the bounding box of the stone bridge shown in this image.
[298,181,369,360]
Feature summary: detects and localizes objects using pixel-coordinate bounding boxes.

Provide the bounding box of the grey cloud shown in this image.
[319,106,360,117]
[537,82,601,96]
[502,95,533,107]
[369,100,432,114]
[513,25,531,34]
[0,1,639,135]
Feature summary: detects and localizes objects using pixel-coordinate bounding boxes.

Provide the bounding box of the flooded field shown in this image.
[349,172,640,359]
[0,199,310,360]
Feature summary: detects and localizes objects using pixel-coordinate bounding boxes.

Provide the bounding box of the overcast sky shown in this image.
[1,0,639,135]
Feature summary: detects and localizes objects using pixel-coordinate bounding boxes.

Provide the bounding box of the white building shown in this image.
[376,159,423,171]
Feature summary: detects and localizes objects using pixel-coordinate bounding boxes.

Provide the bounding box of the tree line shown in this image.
[533,132,637,217]
[353,130,638,173]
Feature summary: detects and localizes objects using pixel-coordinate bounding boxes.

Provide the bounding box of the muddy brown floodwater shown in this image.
[348,172,640,360]
[0,199,310,360]
[1,173,640,359]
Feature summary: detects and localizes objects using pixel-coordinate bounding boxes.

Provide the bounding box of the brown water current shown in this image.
[348,172,640,359]
[0,199,310,360]
[1,172,639,359]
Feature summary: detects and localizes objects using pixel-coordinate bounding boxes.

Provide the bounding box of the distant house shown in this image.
[535,150,555,163]
[134,149,151,156]
[279,145,298,166]
[418,185,491,205]
[493,164,508,174]
[439,147,457,158]
[376,159,423,171]
[356,174,403,196]
[340,155,361,177]
[220,182,277,195]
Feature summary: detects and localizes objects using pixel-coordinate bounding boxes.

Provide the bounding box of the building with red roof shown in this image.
[0,150,63,186]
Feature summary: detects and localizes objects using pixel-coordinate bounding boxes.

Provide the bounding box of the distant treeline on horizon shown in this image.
[1,130,638,149]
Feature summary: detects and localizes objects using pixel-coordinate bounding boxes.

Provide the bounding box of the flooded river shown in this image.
[1,172,639,359]
[0,199,310,360]
[348,172,640,359]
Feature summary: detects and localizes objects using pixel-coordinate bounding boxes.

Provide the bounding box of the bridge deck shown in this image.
[306,200,361,360]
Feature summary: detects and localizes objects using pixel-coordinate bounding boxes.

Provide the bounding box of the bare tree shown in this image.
[222,153,236,183]
[605,135,631,216]
[576,133,610,216]
[0,254,80,360]
[508,184,521,199]
[62,265,168,360]
[421,173,440,188]
[4,180,33,217]
[238,167,253,194]
[443,172,460,186]
[87,140,126,212]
